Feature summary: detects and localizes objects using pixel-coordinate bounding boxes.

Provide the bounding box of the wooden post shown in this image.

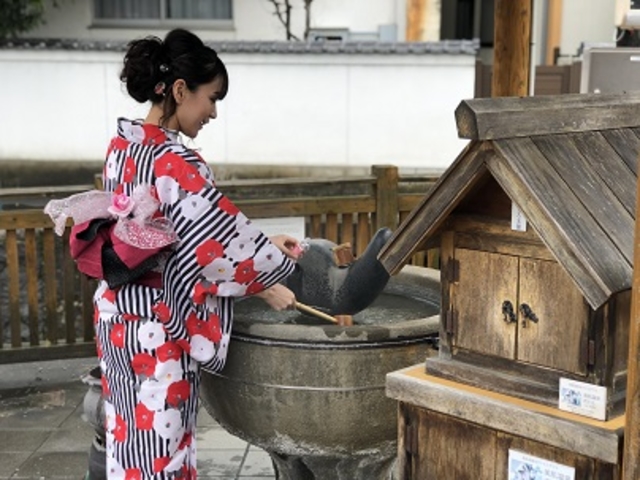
[406,0,426,41]
[622,168,640,478]
[545,0,563,65]
[373,165,399,232]
[492,0,533,97]
[406,0,440,42]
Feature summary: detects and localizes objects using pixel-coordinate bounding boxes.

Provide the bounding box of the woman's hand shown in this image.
[269,234,305,260]
[255,284,296,311]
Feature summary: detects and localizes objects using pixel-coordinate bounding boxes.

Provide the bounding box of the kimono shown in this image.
[94,118,295,479]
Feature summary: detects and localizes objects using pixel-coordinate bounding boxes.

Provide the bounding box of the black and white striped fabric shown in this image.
[95,118,295,478]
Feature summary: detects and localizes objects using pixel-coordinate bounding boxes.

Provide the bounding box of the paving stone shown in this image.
[0,359,279,479]
[37,426,94,453]
[197,449,247,477]
[10,451,89,478]
[0,404,76,430]
[0,452,31,478]
[0,429,50,452]
[240,447,276,477]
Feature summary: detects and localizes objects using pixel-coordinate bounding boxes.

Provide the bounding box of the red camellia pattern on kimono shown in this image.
[94,119,295,479]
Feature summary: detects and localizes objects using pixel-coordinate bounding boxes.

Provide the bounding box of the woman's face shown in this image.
[170,76,225,138]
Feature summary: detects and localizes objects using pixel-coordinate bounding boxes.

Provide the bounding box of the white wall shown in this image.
[0,49,475,172]
[26,0,405,42]
[561,0,618,57]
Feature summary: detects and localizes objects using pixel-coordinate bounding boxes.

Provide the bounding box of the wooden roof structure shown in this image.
[378,91,640,310]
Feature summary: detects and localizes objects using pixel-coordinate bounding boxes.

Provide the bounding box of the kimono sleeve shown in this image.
[150,150,295,364]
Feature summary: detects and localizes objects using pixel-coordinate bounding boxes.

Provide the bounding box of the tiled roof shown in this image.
[0,38,479,55]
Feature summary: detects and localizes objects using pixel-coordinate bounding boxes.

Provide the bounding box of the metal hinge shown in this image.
[445,308,457,336]
[587,339,596,368]
[445,258,459,282]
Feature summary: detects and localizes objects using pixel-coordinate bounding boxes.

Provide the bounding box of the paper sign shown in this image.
[251,216,306,241]
[558,377,607,421]
[511,203,527,232]
[508,449,575,480]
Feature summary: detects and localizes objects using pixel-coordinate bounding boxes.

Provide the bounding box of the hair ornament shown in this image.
[159,63,170,73]
[154,81,166,96]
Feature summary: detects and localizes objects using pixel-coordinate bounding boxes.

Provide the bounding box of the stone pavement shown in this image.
[0,358,276,480]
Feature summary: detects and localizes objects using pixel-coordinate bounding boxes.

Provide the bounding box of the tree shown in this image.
[267,0,314,41]
[0,0,48,39]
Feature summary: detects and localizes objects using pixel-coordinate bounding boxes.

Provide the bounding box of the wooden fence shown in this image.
[0,165,440,363]
[474,60,582,98]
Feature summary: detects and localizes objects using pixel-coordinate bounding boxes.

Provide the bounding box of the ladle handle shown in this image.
[294,301,338,324]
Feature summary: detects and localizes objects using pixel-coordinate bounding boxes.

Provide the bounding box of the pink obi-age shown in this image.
[44,185,177,288]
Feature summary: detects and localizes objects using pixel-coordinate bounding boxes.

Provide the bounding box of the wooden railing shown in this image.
[0,165,440,363]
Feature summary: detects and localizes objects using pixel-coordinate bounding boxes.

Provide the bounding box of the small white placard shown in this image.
[251,216,306,242]
[558,377,607,421]
[511,203,527,232]
[508,449,575,480]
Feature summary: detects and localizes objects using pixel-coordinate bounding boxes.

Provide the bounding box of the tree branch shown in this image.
[267,0,300,41]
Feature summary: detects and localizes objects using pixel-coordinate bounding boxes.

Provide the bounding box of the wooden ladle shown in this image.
[294,301,354,326]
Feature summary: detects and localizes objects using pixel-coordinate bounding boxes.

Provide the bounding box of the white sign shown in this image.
[508,450,575,480]
[558,378,608,421]
[511,202,527,232]
[251,216,306,242]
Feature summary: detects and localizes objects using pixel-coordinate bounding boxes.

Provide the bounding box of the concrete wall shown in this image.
[0,48,475,174]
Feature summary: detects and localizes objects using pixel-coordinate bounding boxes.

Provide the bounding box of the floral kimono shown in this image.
[87,118,294,479]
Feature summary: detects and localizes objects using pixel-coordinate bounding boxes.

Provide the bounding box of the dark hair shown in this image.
[120,28,229,125]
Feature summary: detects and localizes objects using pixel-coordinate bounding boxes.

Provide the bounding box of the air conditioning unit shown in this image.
[616,0,640,28]
[580,46,640,94]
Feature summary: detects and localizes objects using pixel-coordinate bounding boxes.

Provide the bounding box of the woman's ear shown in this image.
[172,79,187,104]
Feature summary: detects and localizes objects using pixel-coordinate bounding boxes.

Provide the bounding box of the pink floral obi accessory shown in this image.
[44,185,177,288]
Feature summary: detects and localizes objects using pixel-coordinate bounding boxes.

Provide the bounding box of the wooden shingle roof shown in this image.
[378,92,640,309]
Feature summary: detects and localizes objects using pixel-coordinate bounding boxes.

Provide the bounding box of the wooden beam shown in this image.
[406,0,426,42]
[455,92,640,140]
[406,0,439,42]
[545,0,563,65]
[492,0,533,97]
[622,158,640,478]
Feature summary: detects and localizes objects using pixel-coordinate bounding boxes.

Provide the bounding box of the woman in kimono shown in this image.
[81,29,300,479]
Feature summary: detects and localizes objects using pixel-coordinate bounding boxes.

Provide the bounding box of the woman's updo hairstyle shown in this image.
[120,28,229,125]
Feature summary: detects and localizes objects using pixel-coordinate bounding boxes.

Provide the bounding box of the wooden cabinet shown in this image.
[453,248,589,375]
[427,210,630,416]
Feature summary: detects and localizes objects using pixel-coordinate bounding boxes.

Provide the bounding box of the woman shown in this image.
[81,28,299,478]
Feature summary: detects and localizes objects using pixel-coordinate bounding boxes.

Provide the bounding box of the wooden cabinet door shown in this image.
[518,258,589,375]
[454,249,518,359]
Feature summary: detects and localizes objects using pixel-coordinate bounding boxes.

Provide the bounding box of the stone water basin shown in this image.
[201,265,440,480]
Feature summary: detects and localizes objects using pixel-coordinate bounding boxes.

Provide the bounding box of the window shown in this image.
[93,0,233,28]
[440,0,494,47]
